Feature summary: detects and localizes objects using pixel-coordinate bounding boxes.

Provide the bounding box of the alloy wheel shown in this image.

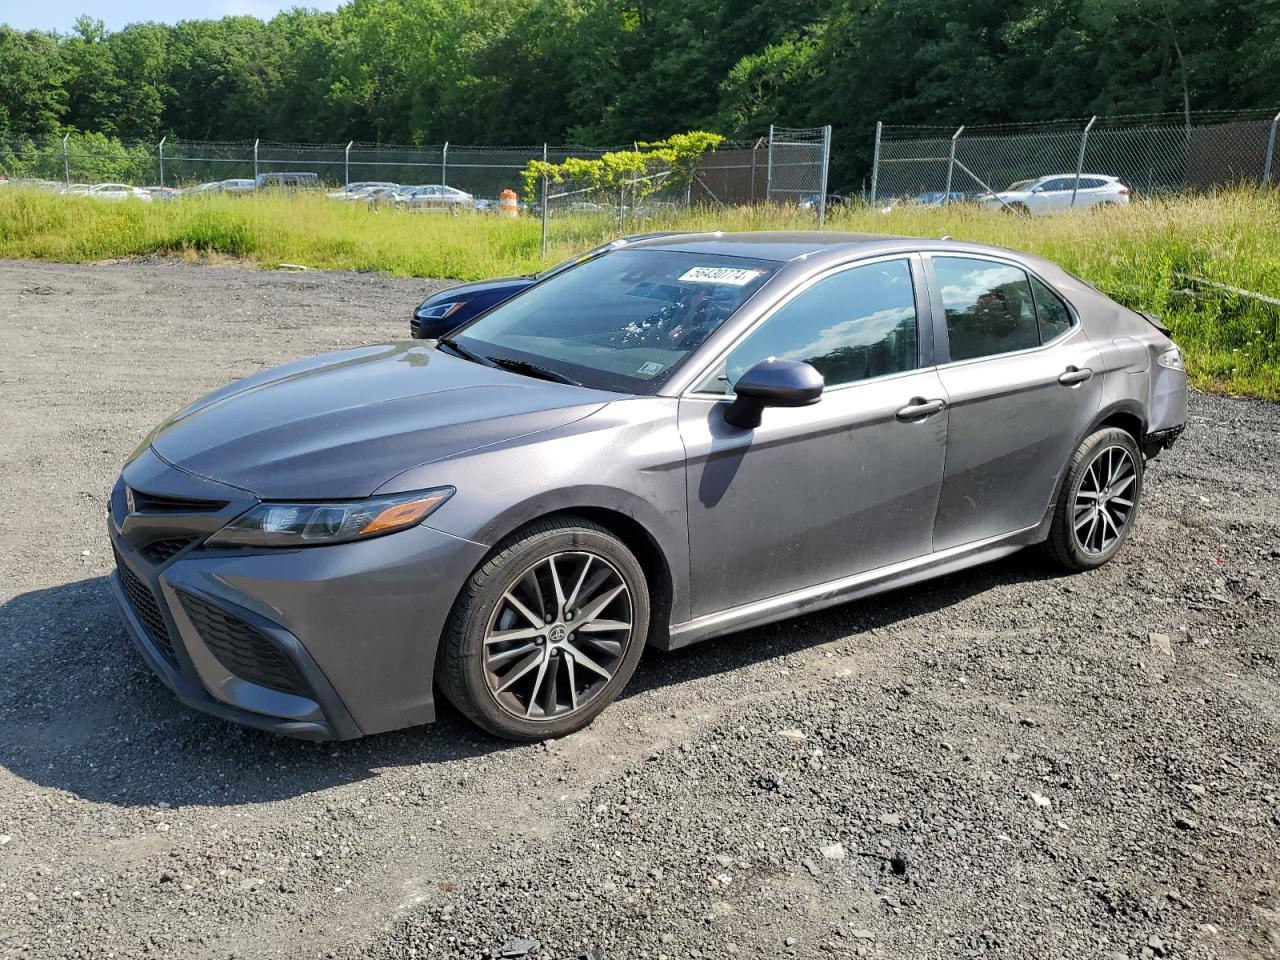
[1072,444,1138,555]
[482,551,634,721]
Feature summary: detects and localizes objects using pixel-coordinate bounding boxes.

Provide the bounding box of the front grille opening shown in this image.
[113,547,179,665]
[139,536,198,565]
[129,488,228,514]
[178,591,311,698]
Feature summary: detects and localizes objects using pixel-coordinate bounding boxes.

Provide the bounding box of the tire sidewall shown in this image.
[450,523,650,741]
[1061,428,1143,568]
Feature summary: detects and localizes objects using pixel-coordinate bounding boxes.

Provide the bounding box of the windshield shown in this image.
[1006,179,1036,191]
[452,248,780,394]
[532,242,615,280]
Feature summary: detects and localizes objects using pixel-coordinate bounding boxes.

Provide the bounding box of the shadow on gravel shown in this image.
[0,576,504,809]
[626,549,1069,695]
[0,552,1065,808]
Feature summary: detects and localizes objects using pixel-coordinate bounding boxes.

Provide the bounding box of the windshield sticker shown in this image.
[636,360,666,377]
[678,266,765,286]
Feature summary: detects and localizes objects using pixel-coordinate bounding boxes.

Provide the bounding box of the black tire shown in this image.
[436,516,650,741]
[1004,202,1031,216]
[1042,427,1144,571]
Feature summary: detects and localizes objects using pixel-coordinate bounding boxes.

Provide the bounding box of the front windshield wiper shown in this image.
[486,355,582,387]
[437,336,497,367]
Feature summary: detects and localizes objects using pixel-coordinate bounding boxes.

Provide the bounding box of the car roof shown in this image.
[626,231,906,261]
[620,230,1078,280]
[1035,173,1120,181]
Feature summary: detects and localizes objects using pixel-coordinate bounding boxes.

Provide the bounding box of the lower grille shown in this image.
[178,591,310,697]
[113,547,179,665]
[140,536,198,565]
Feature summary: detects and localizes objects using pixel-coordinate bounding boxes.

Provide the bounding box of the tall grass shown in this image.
[1,188,1277,398]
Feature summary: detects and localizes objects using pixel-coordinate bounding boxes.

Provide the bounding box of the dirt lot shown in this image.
[0,258,1277,960]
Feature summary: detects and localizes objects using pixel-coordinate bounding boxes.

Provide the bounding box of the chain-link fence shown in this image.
[870,110,1280,205]
[534,127,832,253]
[0,127,831,208]
[0,135,624,196]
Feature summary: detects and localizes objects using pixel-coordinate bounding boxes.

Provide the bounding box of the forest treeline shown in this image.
[1,0,1277,183]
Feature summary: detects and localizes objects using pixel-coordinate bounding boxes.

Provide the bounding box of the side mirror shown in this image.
[724,358,824,430]
[1031,185,1045,194]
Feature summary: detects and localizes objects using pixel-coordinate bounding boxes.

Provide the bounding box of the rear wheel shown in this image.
[437,517,649,741]
[1042,427,1143,571]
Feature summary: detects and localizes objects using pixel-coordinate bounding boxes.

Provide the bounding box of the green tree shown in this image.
[0,27,70,139]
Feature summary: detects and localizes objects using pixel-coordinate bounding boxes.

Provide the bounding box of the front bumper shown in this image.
[109,447,488,739]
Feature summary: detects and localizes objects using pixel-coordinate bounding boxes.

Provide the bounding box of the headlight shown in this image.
[1157,347,1184,371]
[415,300,468,320]
[207,487,453,548]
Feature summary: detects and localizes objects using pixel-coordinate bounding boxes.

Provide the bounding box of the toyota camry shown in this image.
[108,232,1187,741]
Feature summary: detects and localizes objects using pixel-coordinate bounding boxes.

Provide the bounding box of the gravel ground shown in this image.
[0,258,1277,960]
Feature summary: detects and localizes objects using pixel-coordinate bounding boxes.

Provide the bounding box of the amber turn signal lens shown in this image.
[357,494,450,536]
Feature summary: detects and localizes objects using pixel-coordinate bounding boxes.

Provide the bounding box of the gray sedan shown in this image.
[108,233,1187,741]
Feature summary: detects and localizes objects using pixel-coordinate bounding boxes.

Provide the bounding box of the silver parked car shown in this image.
[394,184,476,211]
[108,233,1187,741]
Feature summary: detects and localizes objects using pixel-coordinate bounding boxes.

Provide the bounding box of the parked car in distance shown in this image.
[395,184,476,211]
[255,171,322,191]
[185,179,257,196]
[978,174,1130,214]
[359,186,402,204]
[87,183,152,202]
[798,191,850,211]
[110,231,1187,743]
[327,181,398,199]
[409,232,685,338]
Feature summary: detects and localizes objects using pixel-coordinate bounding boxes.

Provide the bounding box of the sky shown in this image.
[2,0,343,32]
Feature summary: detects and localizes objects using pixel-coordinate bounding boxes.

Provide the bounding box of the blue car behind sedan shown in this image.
[410,233,682,338]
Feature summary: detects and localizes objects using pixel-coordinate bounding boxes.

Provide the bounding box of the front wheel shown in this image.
[1042,427,1143,571]
[437,517,650,741]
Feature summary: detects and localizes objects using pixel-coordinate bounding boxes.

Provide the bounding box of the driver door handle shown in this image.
[896,397,946,421]
[1058,365,1094,386]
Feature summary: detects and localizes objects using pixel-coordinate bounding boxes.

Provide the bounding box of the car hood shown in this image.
[145,342,614,499]
[420,276,531,305]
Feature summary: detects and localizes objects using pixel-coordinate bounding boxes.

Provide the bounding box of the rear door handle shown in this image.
[1058,366,1094,386]
[896,398,946,421]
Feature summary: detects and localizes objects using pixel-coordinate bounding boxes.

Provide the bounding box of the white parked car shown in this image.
[978,174,1130,215]
[327,181,399,199]
[87,183,152,202]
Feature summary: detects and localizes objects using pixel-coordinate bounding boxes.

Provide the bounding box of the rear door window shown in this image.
[1030,275,1074,341]
[933,256,1039,361]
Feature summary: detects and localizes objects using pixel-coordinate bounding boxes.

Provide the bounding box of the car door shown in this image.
[926,254,1103,551]
[1031,178,1070,213]
[678,255,949,617]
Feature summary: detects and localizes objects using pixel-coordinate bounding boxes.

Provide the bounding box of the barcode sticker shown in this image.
[678,266,765,286]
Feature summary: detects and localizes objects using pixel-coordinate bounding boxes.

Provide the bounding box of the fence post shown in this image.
[441,141,448,187]
[750,138,760,204]
[344,140,353,191]
[540,173,549,260]
[817,125,832,226]
[62,133,70,187]
[869,121,882,204]
[158,136,166,188]
[253,138,259,181]
[1262,111,1280,188]
[944,125,964,203]
[765,124,775,202]
[1071,115,1097,207]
